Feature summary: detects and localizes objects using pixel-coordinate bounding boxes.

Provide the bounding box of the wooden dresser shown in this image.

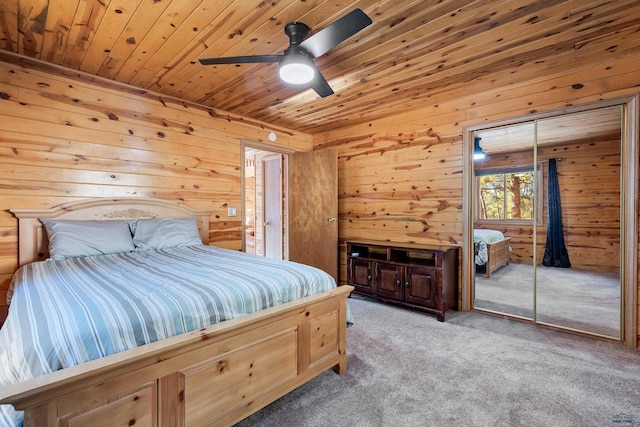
[346,240,459,321]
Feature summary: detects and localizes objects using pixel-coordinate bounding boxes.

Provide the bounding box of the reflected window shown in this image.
[475,164,542,225]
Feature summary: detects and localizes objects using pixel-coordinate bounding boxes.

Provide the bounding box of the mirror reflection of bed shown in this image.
[472,104,623,340]
[473,229,511,278]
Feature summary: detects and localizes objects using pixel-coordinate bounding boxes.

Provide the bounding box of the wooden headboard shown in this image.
[11,198,212,267]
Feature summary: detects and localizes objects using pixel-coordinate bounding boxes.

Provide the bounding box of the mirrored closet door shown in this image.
[471,105,623,340]
[534,108,622,338]
[472,122,536,321]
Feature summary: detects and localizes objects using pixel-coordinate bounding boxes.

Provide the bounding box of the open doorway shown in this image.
[243,144,340,281]
[243,144,289,260]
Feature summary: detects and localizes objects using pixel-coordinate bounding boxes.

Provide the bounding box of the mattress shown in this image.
[0,245,341,426]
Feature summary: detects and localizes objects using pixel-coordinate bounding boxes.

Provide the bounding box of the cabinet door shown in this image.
[376,262,403,300]
[348,258,375,295]
[404,266,437,308]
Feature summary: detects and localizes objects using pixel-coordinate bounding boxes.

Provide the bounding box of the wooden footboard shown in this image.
[0,285,353,427]
[485,237,511,278]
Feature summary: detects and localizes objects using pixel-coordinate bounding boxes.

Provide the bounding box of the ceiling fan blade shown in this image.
[198,55,282,65]
[308,63,334,98]
[300,8,372,58]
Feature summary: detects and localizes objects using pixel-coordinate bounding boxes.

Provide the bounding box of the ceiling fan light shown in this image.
[279,61,314,85]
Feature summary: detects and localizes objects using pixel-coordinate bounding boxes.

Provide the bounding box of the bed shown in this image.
[474,229,511,278]
[0,198,352,427]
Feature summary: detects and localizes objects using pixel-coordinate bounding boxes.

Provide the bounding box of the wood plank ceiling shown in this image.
[0,0,639,135]
[475,105,623,155]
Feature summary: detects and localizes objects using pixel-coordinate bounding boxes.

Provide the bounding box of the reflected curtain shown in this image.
[542,158,571,268]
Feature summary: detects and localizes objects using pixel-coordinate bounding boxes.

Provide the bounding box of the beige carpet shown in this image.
[236,297,640,427]
[474,263,620,338]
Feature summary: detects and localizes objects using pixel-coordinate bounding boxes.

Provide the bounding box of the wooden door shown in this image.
[263,155,283,259]
[288,149,338,280]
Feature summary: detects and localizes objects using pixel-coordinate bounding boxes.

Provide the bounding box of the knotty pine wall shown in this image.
[314,54,640,346]
[475,138,620,273]
[0,57,312,324]
[540,140,621,273]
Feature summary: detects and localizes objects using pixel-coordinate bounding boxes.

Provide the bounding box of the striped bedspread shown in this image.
[0,245,340,426]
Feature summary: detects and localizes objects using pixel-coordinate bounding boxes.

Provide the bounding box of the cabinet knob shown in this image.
[367,275,372,281]
[405,281,410,288]
[396,279,401,286]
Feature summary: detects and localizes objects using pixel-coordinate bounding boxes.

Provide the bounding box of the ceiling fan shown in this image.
[198,8,372,98]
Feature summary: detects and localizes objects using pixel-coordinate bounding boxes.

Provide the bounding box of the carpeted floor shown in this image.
[474,263,620,337]
[236,296,640,427]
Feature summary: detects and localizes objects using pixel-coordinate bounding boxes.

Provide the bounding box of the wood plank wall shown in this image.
[541,139,621,273]
[475,138,620,273]
[314,54,640,346]
[0,55,312,324]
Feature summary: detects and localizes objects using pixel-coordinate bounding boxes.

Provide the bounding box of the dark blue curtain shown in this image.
[542,158,571,268]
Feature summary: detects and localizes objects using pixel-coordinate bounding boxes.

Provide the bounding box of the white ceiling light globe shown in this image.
[279,62,315,84]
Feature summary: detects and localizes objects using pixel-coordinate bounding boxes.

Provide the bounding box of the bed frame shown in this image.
[2,198,353,427]
[484,237,511,278]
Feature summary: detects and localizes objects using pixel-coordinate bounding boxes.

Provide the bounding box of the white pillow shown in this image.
[129,218,202,251]
[40,219,135,260]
